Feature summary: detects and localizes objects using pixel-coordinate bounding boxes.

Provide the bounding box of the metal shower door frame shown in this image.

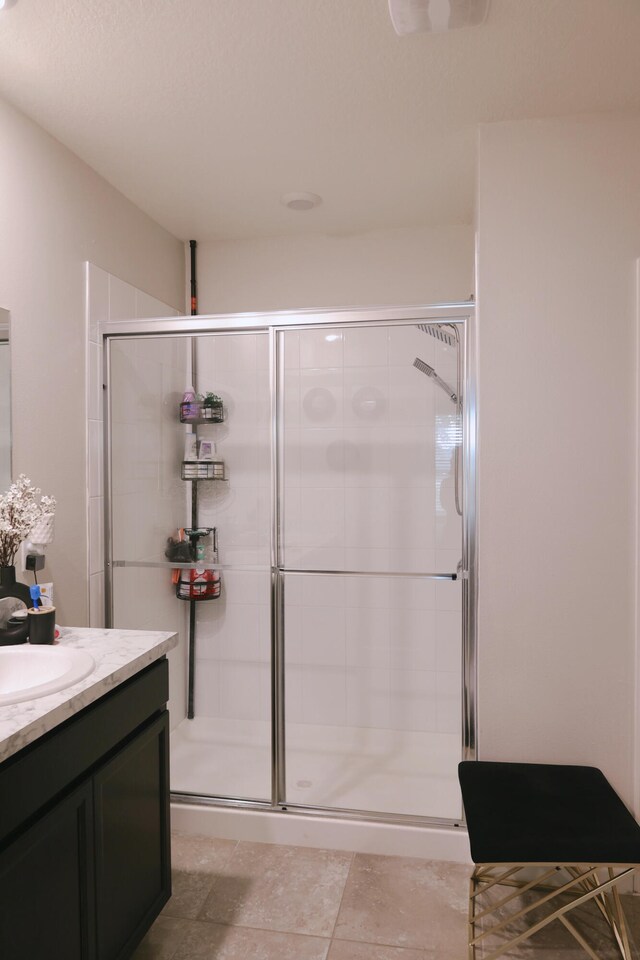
[102,302,477,829]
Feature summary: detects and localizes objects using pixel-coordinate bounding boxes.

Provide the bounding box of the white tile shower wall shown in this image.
[85,262,180,628]
[288,327,456,561]
[145,322,463,735]
[112,565,189,727]
[194,335,270,558]
[284,574,461,733]
[190,334,272,723]
[190,324,464,731]
[110,337,189,563]
[282,324,463,735]
[282,326,457,571]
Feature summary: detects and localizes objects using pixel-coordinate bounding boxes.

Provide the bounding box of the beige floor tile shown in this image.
[621,892,640,945]
[163,833,238,919]
[171,919,330,959]
[199,840,353,936]
[334,853,468,956]
[131,916,188,960]
[328,940,429,960]
[170,833,238,872]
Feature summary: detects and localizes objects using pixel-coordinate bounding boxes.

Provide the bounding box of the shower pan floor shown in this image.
[170,716,462,821]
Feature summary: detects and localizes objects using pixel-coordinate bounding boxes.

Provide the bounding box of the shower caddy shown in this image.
[176,393,228,718]
[175,394,227,602]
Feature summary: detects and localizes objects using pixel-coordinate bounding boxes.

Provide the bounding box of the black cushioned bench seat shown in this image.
[459,760,640,865]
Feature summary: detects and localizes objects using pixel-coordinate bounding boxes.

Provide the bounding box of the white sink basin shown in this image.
[0,646,95,706]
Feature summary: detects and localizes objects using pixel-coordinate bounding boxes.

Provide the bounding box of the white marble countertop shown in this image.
[0,626,177,764]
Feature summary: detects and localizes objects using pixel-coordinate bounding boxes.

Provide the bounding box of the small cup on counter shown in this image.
[28,605,56,645]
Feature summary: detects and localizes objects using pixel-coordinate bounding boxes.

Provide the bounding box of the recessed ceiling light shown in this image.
[281,192,322,211]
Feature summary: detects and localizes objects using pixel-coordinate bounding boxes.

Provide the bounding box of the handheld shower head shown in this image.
[413,357,458,404]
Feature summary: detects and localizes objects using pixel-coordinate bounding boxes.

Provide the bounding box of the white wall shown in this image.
[86,263,181,628]
[476,115,640,804]
[0,309,10,494]
[196,226,474,314]
[0,95,184,624]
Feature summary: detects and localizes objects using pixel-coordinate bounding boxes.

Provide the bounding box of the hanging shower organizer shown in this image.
[178,394,228,719]
[177,396,228,602]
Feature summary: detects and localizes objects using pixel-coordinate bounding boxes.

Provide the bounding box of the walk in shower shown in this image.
[104,305,476,828]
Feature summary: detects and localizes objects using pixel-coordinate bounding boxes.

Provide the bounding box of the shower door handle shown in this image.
[279,567,459,580]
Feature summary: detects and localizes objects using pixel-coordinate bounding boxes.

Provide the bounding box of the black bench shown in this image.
[459,761,640,959]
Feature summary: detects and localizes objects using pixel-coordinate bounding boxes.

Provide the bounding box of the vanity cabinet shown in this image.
[0,780,95,959]
[0,658,170,960]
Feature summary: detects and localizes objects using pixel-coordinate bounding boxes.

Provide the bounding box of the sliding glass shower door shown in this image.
[106,308,472,824]
[109,331,273,802]
[279,321,464,819]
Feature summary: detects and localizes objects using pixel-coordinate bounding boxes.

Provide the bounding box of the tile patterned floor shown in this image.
[133,833,640,960]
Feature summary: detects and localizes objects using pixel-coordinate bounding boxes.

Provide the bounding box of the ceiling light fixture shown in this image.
[388,0,490,35]
[281,192,322,211]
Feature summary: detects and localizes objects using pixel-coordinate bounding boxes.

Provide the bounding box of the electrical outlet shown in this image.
[26,553,45,572]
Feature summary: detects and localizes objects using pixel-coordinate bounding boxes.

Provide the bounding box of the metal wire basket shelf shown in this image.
[180,400,224,424]
[181,460,226,481]
[176,571,222,601]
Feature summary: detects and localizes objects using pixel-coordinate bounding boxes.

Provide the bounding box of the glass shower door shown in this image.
[108,331,273,803]
[280,321,464,819]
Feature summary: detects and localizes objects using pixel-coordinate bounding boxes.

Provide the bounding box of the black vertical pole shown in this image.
[187,600,196,719]
[187,240,198,720]
[190,240,197,316]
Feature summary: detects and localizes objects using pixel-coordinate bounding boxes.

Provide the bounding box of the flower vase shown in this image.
[29,512,55,546]
[0,565,32,607]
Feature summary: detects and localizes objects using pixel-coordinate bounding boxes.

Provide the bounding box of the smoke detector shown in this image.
[281,192,322,211]
[389,0,490,35]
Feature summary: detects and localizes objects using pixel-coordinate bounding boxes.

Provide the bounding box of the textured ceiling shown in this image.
[0,0,639,240]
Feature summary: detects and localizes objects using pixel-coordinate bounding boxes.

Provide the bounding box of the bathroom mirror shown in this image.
[0,308,11,493]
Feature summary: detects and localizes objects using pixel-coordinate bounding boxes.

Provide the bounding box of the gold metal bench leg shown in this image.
[609,873,633,960]
[469,869,478,960]
[467,864,637,960]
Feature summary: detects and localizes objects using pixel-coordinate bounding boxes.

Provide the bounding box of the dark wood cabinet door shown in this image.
[93,711,170,960]
[0,781,96,960]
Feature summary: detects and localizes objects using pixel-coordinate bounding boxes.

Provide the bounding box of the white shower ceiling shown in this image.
[0,0,639,240]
